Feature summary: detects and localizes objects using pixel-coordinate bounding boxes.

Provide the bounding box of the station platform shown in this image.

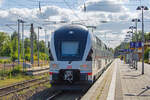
[82,59,150,100]
[25,66,49,75]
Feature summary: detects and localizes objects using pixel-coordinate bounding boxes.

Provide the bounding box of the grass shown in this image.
[43,83,51,88]
[0,73,36,88]
[0,74,49,88]
[0,59,11,64]
[0,65,49,88]
[16,81,50,99]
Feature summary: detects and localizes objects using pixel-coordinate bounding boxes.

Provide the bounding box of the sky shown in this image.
[0,0,150,48]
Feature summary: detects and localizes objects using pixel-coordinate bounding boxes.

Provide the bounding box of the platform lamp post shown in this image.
[127,30,133,67]
[38,26,42,66]
[132,19,140,41]
[132,18,140,70]
[129,26,136,68]
[129,26,136,41]
[127,29,135,67]
[127,31,133,42]
[136,6,149,75]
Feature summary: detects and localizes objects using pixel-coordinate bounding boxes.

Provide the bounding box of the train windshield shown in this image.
[59,40,82,61]
[61,41,79,56]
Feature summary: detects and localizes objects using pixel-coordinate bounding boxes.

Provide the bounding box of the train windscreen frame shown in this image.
[54,25,88,61]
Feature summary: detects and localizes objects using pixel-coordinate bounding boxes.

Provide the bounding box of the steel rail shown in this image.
[46,91,63,100]
[0,77,49,97]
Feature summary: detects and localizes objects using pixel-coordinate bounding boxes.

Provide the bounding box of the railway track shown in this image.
[0,76,49,97]
[46,91,63,100]
[45,84,90,100]
[46,90,83,100]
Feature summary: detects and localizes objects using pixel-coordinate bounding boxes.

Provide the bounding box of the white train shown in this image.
[49,25,113,84]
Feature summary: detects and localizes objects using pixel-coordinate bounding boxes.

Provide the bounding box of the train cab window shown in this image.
[49,48,54,61]
[86,48,93,61]
[61,41,79,56]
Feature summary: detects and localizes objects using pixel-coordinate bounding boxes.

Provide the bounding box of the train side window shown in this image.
[86,48,93,61]
[49,48,54,61]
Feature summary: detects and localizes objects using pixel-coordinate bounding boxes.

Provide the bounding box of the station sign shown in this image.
[130,42,136,49]
[138,48,142,53]
[135,42,142,48]
[127,49,133,52]
[119,49,133,53]
[119,49,124,53]
[119,49,128,53]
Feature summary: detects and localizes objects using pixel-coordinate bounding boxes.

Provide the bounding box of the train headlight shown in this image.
[49,72,53,75]
[80,64,88,67]
[52,64,59,68]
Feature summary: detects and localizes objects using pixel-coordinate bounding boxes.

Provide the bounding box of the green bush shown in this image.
[39,52,49,60]
[25,53,31,61]
[144,47,150,60]
[144,59,149,63]
[33,54,38,61]
[11,52,18,62]
[0,65,22,77]
[0,59,11,64]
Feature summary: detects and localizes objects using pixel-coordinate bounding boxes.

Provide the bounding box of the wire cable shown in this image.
[63,0,83,23]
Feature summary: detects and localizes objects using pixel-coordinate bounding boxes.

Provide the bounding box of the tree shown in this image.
[144,47,150,63]
[10,31,18,61]
[11,31,17,40]
[39,40,45,53]
[0,29,48,62]
[145,32,150,42]
[24,38,30,54]
[0,32,7,53]
[2,42,11,56]
[0,32,11,57]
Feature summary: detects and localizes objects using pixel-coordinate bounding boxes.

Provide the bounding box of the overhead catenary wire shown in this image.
[63,0,83,23]
[0,7,50,32]
[1,0,150,31]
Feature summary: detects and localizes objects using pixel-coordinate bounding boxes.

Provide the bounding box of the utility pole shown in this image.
[38,27,42,66]
[39,1,41,13]
[21,20,25,67]
[45,29,47,65]
[30,23,34,65]
[17,19,20,65]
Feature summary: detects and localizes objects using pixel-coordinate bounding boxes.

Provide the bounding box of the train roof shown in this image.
[54,24,88,33]
[54,25,89,39]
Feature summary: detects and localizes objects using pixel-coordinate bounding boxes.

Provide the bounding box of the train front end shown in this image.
[49,25,93,84]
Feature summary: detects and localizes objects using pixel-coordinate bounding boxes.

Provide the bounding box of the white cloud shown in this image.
[37,6,60,19]
[0,0,3,6]
[1,0,148,48]
[81,0,128,13]
[0,10,8,18]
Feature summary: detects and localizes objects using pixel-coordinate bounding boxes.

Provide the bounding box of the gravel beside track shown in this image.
[50,90,84,100]
[0,76,49,99]
[28,83,90,100]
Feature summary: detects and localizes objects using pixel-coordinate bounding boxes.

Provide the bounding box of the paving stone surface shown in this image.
[82,59,150,100]
[116,59,150,100]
